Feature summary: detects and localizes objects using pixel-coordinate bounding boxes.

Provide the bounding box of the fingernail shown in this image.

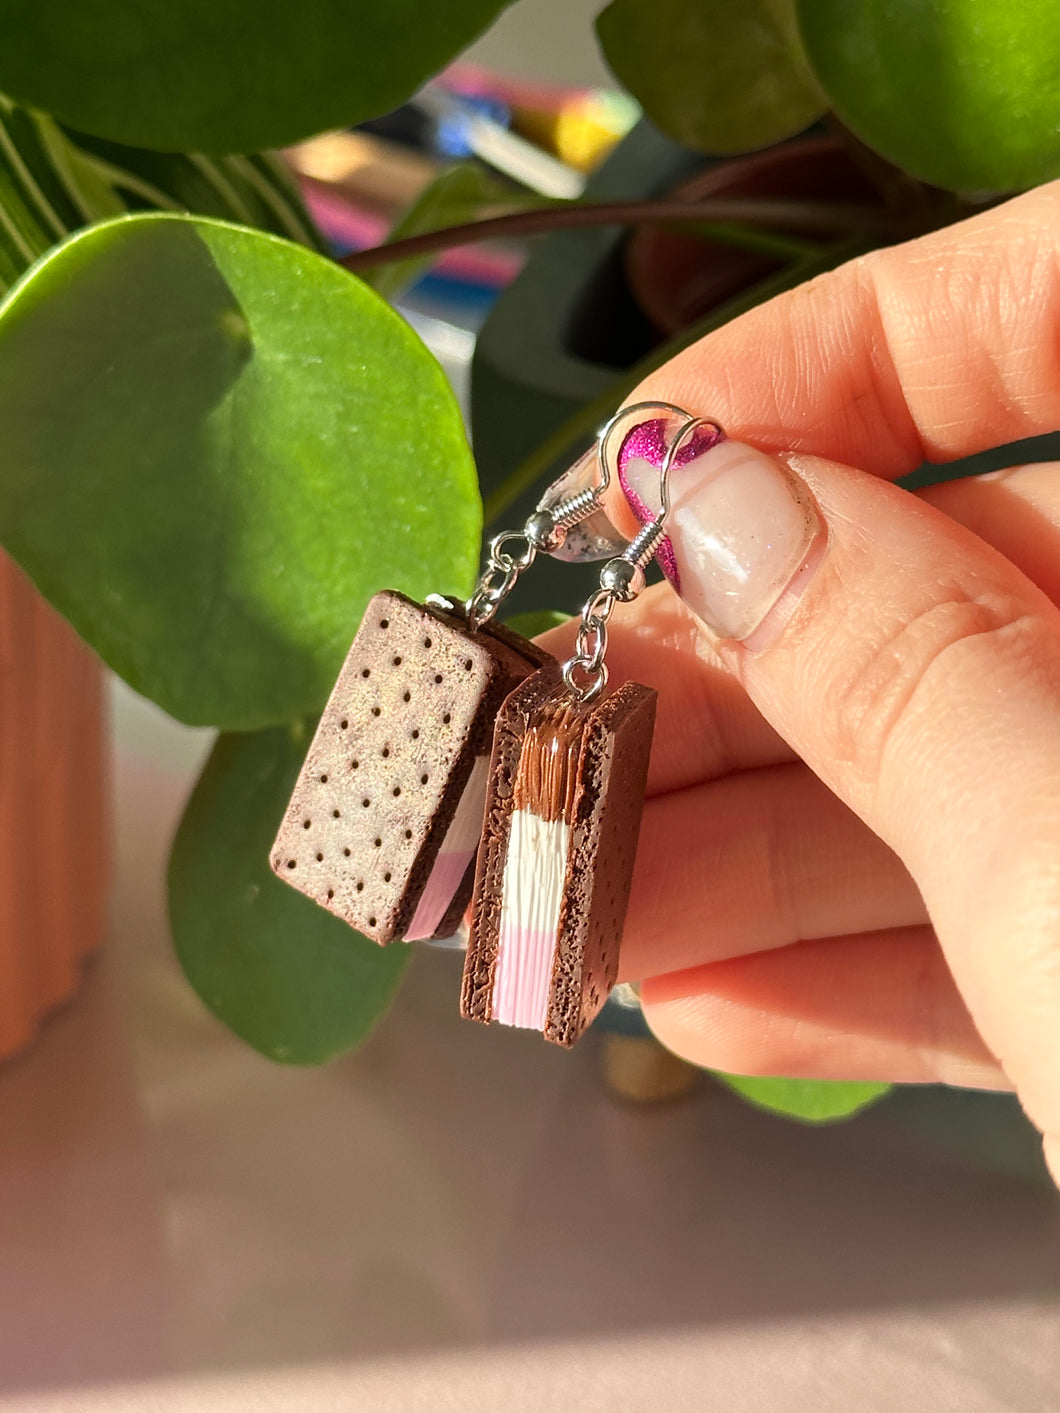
[620,423,823,645]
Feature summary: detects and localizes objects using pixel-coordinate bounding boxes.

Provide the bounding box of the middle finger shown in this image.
[618,760,925,981]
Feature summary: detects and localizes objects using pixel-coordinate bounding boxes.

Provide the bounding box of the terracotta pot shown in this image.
[0,553,109,1060]
[624,134,883,337]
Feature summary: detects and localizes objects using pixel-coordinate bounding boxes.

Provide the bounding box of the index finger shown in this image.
[631,180,1060,478]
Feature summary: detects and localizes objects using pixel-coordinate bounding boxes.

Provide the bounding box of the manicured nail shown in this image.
[620,420,823,645]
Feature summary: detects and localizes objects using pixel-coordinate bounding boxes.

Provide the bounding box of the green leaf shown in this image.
[66,134,329,252]
[0,99,97,289]
[0,131,54,270]
[0,0,513,154]
[363,162,522,303]
[713,1072,891,1123]
[29,111,126,223]
[0,96,86,241]
[170,724,411,1063]
[0,213,480,728]
[502,608,570,639]
[797,0,1060,191]
[596,0,826,155]
[0,96,327,298]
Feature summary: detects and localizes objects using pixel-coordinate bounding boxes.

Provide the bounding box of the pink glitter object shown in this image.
[617,417,726,592]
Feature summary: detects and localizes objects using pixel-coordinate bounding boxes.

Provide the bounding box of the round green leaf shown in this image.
[596,0,825,154]
[714,1072,890,1123]
[0,214,480,728]
[797,0,1060,191]
[0,0,512,154]
[170,723,412,1063]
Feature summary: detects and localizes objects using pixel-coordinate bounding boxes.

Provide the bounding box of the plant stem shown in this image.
[819,114,968,237]
[821,113,924,211]
[341,197,888,275]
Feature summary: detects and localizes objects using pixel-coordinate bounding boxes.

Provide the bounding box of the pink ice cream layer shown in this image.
[493,924,557,1030]
[404,757,488,941]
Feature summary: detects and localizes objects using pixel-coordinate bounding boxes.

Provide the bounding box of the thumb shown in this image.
[622,427,1060,1159]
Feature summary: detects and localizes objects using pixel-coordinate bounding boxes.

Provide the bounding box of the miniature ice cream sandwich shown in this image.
[271,590,551,944]
[462,665,656,1046]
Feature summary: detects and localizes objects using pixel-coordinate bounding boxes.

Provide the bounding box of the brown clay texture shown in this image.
[546,682,656,1046]
[271,591,541,944]
[462,668,656,1046]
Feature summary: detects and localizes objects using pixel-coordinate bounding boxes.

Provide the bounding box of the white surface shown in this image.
[0,682,1058,1411]
[495,810,568,1029]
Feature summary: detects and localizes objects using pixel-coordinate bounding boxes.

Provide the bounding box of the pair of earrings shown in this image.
[271,402,724,1046]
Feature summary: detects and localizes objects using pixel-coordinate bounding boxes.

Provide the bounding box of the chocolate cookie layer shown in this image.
[462,665,656,1045]
[271,591,546,944]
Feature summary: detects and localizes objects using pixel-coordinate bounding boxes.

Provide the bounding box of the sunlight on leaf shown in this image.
[0,214,480,727]
[797,0,1060,190]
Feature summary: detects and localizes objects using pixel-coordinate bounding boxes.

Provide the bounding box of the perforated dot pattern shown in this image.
[271,590,536,943]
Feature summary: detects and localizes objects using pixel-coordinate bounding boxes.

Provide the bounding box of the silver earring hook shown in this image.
[595,399,703,499]
[561,408,724,702]
[464,401,721,632]
[592,408,719,601]
[464,408,633,630]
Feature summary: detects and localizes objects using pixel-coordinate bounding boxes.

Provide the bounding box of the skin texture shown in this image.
[537,179,1060,1185]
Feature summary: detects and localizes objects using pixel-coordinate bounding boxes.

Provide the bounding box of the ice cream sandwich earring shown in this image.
[269,451,626,945]
[461,406,722,1046]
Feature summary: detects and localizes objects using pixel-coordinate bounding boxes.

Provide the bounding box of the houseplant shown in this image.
[0,0,1057,1131]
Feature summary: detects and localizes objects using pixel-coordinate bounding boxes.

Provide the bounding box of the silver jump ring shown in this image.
[563,656,608,703]
[489,531,537,574]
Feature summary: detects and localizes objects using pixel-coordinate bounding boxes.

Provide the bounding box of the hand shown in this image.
[540,180,1060,1180]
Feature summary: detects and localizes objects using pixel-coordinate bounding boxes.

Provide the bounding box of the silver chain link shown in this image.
[465,530,539,629]
[562,587,616,702]
[466,402,724,698]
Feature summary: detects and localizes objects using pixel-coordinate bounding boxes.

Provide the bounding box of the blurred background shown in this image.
[1,0,1059,1408]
